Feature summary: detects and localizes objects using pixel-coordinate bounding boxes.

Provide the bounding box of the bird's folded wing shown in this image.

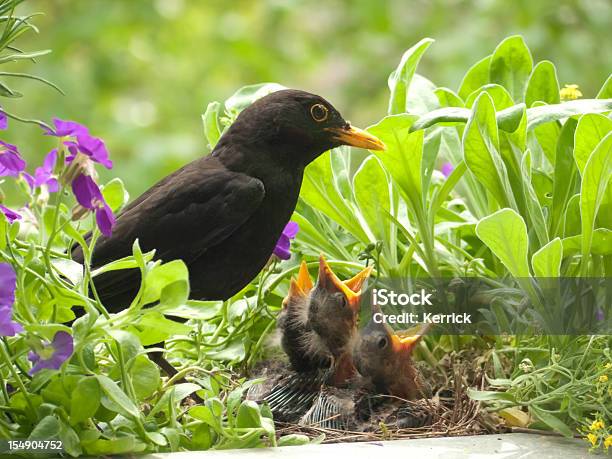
[81,161,265,269]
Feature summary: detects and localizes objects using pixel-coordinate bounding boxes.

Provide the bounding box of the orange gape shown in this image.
[277,256,372,384]
[353,302,430,400]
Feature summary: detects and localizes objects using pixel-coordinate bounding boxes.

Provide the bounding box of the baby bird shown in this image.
[277,256,372,379]
[352,302,430,400]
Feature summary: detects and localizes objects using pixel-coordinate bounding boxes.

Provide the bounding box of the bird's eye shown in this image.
[310,104,328,122]
[377,337,388,349]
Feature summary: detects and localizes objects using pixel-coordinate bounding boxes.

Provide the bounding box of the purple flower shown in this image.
[73,135,112,169]
[441,162,454,178]
[43,118,89,137]
[28,331,74,374]
[0,263,17,306]
[0,263,22,337]
[0,305,22,336]
[0,205,21,223]
[71,174,115,237]
[30,149,59,192]
[273,221,299,260]
[595,308,605,322]
[0,110,7,130]
[0,141,26,177]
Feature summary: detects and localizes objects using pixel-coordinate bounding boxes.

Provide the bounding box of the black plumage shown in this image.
[72,89,384,311]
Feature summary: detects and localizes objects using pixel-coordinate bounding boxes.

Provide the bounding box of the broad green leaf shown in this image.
[489,35,533,102]
[458,55,491,100]
[127,311,191,346]
[550,119,578,237]
[465,84,514,110]
[434,87,464,108]
[406,73,440,114]
[102,178,129,212]
[531,120,560,166]
[476,208,531,278]
[278,434,312,446]
[573,113,612,174]
[29,415,61,440]
[580,132,612,263]
[86,437,146,456]
[96,375,141,419]
[353,156,391,243]
[108,329,140,363]
[301,153,369,242]
[410,99,612,133]
[387,38,434,114]
[142,259,189,305]
[368,114,424,213]
[202,101,222,149]
[236,400,262,428]
[525,61,560,107]
[562,229,612,257]
[597,74,612,99]
[531,238,562,277]
[70,377,100,424]
[463,93,514,209]
[130,355,160,400]
[467,388,516,402]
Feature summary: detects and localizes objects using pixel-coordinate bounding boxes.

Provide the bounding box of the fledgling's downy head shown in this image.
[353,301,430,399]
[308,255,373,358]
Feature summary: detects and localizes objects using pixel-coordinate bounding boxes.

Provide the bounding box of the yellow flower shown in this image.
[599,375,609,383]
[605,436,612,449]
[560,84,583,101]
[587,433,598,446]
[591,419,605,431]
[605,363,612,370]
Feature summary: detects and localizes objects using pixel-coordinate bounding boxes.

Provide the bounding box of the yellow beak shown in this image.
[325,125,386,151]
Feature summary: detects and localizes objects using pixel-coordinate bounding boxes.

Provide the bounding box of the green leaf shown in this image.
[85,436,146,455]
[525,61,560,107]
[520,150,549,247]
[476,208,531,277]
[108,329,141,363]
[29,415,61,440]
[70,377,100,424]
[434,87,464,108]
[465,84,514,110]
[531,238,562,277]
[130,355,160,400]
[278,434,312,446]
[526,98,612,130]
[101,178,129,212]
[562,229,612,256]
[387,38,434,114]
[563,194,581,237]
[142,259,189,305]
[463,93,513,208]
[580,132,612,264]
[202,101,222,149]
[301,152,370,243]
[96,375,141,419]
[127,311,191,346]
[489,35,533,102]
[59,423,82,457]
[532,120,560,166]
[573,113,612,174]
[368,114,424,213]
[236,400,263,428]
[530,406,573,438]
[597,74,612,99]
[224,82,286,114]
[550,119,578,237]
[467,388,516,402]
[353,156,391,243]
[458,55,491,100]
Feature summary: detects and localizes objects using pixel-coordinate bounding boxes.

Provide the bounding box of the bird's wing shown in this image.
[87,161,266,268]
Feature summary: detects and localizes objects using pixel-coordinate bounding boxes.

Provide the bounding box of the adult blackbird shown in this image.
[72,90,384,311]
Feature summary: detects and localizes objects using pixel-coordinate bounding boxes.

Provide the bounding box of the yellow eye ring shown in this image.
[310,103,328,122]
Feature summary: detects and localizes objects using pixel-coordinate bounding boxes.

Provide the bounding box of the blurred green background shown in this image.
[2,0,611,198]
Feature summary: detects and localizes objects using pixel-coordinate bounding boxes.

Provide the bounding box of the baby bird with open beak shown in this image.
[353,302,430,400]
[277,255,372,381]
